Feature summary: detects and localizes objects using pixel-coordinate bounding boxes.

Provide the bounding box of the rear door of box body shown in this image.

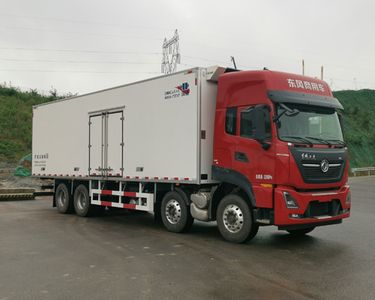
[89,110,123,177]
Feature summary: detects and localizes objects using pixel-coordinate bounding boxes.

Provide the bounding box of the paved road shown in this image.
[0,177,374,300]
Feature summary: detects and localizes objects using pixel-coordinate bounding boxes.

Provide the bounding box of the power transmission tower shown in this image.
[161,29,180,74]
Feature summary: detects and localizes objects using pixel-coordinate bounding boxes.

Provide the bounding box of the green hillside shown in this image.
[0,86,57,162]
[333,89,375,168]
[0,85,374,168]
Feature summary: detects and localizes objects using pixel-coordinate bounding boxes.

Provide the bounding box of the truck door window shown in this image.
[240,106,271,139]
[225,107,237,135]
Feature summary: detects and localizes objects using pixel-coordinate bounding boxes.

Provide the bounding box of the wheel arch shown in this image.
[211,166,256,220]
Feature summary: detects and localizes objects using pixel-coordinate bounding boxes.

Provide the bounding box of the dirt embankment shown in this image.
[0,163,48,190]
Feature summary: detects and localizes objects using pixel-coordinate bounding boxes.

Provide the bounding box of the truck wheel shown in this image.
[161,191,194,233]
[73,184,96,217]
[287,227,315,236]
[217,194,259,243]
[55,183,72,214]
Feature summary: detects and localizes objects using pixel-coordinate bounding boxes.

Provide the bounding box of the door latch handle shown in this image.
[235,152,249,163]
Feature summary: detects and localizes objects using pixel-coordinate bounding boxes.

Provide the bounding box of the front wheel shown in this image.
[286,227,315,236]
[161,191,193,233]
[217,194,259,243]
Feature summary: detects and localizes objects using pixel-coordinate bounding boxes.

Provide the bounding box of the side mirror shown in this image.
[253,104,271,150]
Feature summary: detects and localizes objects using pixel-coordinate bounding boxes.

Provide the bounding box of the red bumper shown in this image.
[274,184,351,226]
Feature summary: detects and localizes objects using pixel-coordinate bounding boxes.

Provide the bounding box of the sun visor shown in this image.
[268,90,343,110]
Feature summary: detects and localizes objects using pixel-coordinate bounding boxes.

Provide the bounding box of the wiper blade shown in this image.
[281,136,313,145]
[305,136,332,146]
[273,103,300,122]
[326,139,346,146]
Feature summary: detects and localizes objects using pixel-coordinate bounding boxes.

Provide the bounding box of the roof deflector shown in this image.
[206,66,240,82]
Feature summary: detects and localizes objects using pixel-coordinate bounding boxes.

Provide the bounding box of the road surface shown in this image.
[0,176,374,299]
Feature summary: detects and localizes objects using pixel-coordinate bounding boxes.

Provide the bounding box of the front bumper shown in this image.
[274,184,350,226]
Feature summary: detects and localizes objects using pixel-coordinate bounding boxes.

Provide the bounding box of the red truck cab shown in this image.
[211,70,350,241]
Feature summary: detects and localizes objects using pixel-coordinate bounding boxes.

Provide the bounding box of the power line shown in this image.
[0,57,161,65]
[0,69,160,74]
[0,25,163,41]
[0,46,161,55]
[0,13,172,32]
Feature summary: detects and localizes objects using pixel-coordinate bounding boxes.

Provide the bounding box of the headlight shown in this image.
[283,192,299,209]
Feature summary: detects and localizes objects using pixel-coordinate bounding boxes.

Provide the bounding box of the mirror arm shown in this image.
[256,139,271,150]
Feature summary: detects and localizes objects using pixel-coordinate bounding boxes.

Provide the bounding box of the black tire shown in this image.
[287,227,315,236]
[217,193,259,243]
[73,184,97,217]
[161,191,194,233]
[55,183,72,214]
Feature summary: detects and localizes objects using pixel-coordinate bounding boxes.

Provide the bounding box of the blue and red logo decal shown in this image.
[176,82,190,96]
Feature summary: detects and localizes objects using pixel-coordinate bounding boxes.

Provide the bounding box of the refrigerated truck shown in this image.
[32,66,351,243]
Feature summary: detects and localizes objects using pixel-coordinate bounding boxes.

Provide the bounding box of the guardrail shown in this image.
[351,167,375,177]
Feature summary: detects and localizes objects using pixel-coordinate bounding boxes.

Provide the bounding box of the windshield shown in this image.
[276,103,344,145]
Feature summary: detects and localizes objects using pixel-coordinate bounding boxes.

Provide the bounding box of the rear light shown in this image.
[283,192,299,209]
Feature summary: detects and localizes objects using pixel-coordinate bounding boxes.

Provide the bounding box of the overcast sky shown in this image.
[0,0,374,95]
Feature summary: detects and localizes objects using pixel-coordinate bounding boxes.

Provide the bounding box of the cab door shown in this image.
[233,105,275,186]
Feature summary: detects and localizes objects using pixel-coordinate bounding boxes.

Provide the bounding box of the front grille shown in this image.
[302,162,343,183]
[290,147,347,184]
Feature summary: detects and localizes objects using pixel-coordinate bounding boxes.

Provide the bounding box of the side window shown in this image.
[225,107,237,135]
[240,106,271,139]
[240,107,256,138]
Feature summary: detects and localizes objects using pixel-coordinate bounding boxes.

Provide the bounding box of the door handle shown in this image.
[235,152,249,163]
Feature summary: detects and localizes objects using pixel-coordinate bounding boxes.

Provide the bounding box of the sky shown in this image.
[0,0,374,95]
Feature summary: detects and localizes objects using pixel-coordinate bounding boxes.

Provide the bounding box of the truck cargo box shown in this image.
[32,68,218,184]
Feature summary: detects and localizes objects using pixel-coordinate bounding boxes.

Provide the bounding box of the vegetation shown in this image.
[0,85,374,168]
[0,84,64,162]
[333,89,375,168]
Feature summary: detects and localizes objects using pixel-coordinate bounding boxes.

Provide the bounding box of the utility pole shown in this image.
[161,30,180,74]
[230,56,237,69]
[302,59,305,76]
[320,66,324,80]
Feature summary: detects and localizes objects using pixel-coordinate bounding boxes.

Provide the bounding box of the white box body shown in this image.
[32,68,218,184]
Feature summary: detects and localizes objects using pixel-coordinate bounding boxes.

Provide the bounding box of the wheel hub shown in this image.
[223,204,244,233]
[57,190,66,207]
[76,191,87,211]
[165,199,181,224]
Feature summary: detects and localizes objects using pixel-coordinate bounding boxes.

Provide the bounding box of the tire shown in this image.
[161,191,194,233]
[217,193,259,243]
[287,227,315,236]
[55,183,72,214]
[73,184,97,217]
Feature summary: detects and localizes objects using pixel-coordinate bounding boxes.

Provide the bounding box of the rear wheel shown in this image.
[217,194,259,243]
[55,183,72,214]
[161,191,193,233]
[287,227,315,236]
[73,184,97,217]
